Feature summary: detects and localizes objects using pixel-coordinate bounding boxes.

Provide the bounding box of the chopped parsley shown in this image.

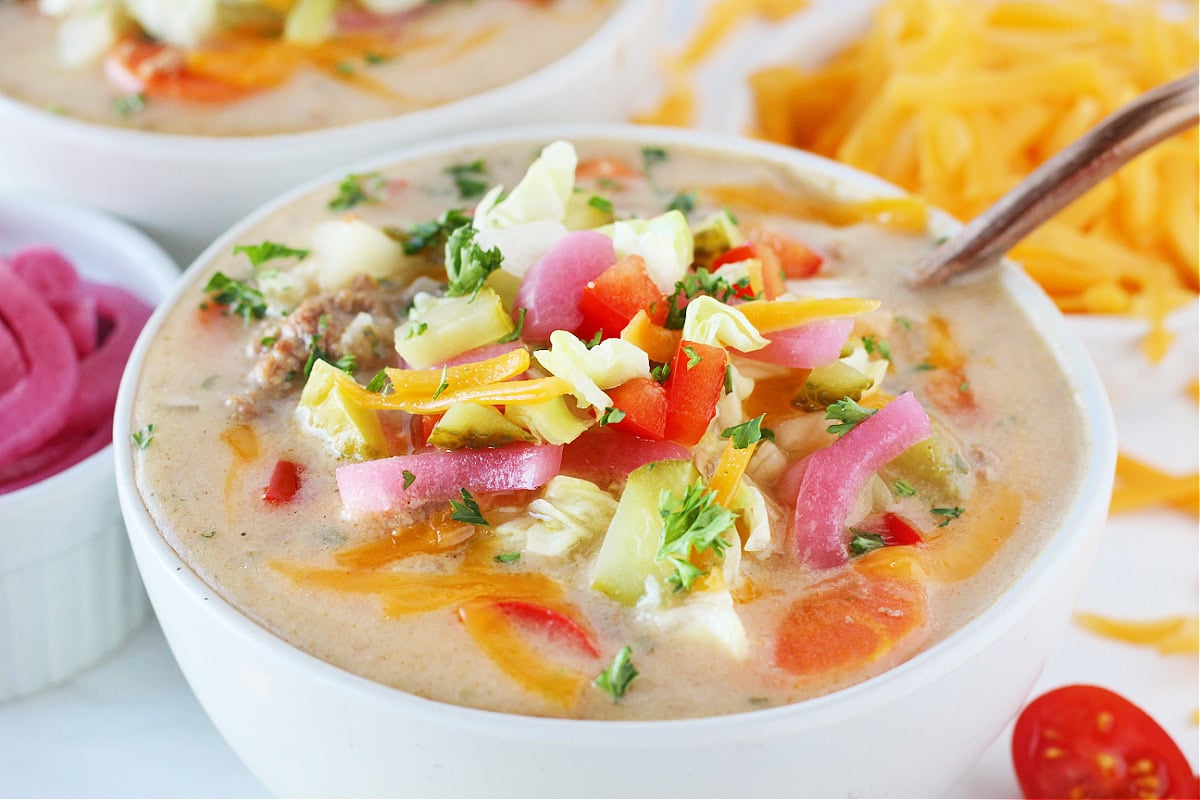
[302,315,355,379]
[365,369,391,394]
[445,159,489,201]
[848,530,887,555]
[665,191,696,214]
[724,362,734,395]
[912,363,936,372]
[720,414,774,449]
[494,552,521,564]
[233,241,309,271]
[329,171,387,211]
[862,335,892,361]
[497,308,526,343]
[897,316,912,330]
[594,645,638,702]
[598,406,626,426]
[260,335,278,348]
[893,479,917,497]
[959,380,971,393]
[131,424,156,450]
[406,321,429,339]
[683,345,701,369]
[364,51,389,65]
[587,195,614,215]
[651,362,671,383]
[431,365,450,400]
[584,330,604,349]
[449,488,490,527]
[444,225,503,299]
[402,470,417,489]
[825,397,876,437]
[663,268,752,329]
[113,92,145,117]
[203,272,266,322]
[641,146,668,173]
[658,480,737,593]
[334,61,355,76]
[396,208,472,255]
[932,506,965,527]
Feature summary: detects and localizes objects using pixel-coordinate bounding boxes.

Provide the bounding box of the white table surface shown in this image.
[1,2,1197,797]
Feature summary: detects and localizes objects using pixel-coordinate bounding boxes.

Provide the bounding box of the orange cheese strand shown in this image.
[709,439,757,509]
[738,297,881,333]
[1075,613,1199,656]
[704,184,929,232]
[384,348,530,398]
[678,0,808,68]
[920,483,1022,583]
[1110,454,1199,517]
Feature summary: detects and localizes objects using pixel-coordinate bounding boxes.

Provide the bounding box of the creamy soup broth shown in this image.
[131,139,1087,720]
[0,0,617,136]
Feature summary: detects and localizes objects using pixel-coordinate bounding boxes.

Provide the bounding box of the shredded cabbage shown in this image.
[533,330,650,410]
[681,296,768,353]
[601,210,694,293]
[495,476,618,557]
[636,575,749,660]
[307,218,411,291]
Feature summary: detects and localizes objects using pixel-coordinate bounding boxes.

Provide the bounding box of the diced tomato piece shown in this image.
[491,599,600,658]
[604,377,667,440]
[752,228,824,279]
[263,459,301,505]
[663,340,726,446]
[712,242,757,271]
[577,255,667,340]
[881,512,923,546]
[408,413,442,451]
[109,39,252,104]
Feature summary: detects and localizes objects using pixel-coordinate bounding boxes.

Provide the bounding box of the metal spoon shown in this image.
[909,70,1199,287]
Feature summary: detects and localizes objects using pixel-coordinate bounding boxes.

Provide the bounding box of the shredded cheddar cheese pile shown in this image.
[748,0,1198,359]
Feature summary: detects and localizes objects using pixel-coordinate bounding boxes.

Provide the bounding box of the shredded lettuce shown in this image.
[681,296,768,353]
[840,343,889,399]
[601,210,694,294]
[635,575,749,660]
[495,476,618,557]
[473,141,577,276]
[533,330,650,410]
[307,218,411,291]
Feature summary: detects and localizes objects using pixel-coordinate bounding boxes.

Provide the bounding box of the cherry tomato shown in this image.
[1012,685,1199,799]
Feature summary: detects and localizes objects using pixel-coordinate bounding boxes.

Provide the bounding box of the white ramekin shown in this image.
[114,125,1117,797]
[0,195,178,702]
[0,1,664,265]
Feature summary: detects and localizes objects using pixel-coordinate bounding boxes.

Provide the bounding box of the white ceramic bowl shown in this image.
[0,195,178,702]
[0,1,664,265]
[114,125,1117,797]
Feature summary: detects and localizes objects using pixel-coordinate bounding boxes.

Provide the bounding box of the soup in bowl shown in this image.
[0,1,661,261]
[115,126,1115,796]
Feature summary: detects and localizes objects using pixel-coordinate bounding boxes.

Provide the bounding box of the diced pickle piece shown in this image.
[426,403,535,450]
[691,209,744,271]
[591,460,699,605]
[793,361,873,411]
[883,424,973,502]
[394,288,514,369]
[504,396,590,445]
[296,359,386,460]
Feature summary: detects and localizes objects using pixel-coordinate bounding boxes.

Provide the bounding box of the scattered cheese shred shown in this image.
[749,0,1198,354]
[1075,613,1200,656]
[1110,453,1199,517]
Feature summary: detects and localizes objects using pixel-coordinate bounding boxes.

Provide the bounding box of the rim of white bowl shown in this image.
[0,194,177,511]
[0,1,656,156]
[114,123,1117,743]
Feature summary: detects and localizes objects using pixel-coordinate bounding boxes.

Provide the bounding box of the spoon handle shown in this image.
[909,70,1199,287]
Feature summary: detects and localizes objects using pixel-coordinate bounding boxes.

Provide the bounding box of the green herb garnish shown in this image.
[641,146,668,172]
[406,321,429,339]
[444,225,503,299]
[598,406,626,426]
[113,92,146,117]
[449,488,490,527]
[402,470,417,489]
[497,308,526,343]
[365,369,391,394]
[398,208,472,255]
[329,171,386,211]
[445,159,489,201]
[893,480,917,497]
[594,646,638,702]
[203,272,266,322]
[932,506,965,527]
[665,191,696,214]
[848,531,887,555]
[131,424,156,450]
[720,414,774,449]
[825,397,876,437]
[233,241,309,271]
[724,362,734,395]
[913,363,936,372]
[494,552,521,564]
[651,362,671,383]
[683,345,701,369]
[663,268,749,329]
[431,365,450,400]
[658,480,737,593]
[862,335,892,361]
[588,195,614,214]
[585,330,604,349]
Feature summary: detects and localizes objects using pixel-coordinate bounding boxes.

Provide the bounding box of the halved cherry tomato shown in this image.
[662,339,726,446]
[604,377,667,440]
[492,599,600,658]
[577,255,667,340]
[1012,685,1199,800]
[263,459,301,505]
